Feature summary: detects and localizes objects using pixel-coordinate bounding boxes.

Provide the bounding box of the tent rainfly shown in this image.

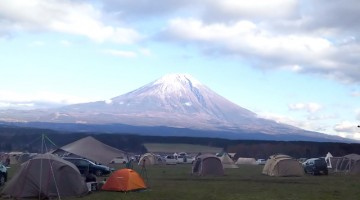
[235,157,257,165]
[52,136,126,165]
[262,154,304,177]
[1,154,88,199]
[102,169,147,192]
[138,153,161,166]
[192,154,224,176]
[331,154,360,175]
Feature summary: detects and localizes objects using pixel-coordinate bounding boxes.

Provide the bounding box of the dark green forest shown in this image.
[1,126,360,159]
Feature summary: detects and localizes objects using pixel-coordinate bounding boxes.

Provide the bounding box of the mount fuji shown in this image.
[0,74,350,142]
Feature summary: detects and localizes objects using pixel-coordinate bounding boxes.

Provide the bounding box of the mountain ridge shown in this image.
[0,73,352,142]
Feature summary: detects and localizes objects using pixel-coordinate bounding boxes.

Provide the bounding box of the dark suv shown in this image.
[303,158,328,175]
[62,157,112,176]
[0,163,8,186]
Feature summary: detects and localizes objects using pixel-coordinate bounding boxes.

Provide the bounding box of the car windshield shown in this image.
[85,159,96,165]
[314,159,326,166]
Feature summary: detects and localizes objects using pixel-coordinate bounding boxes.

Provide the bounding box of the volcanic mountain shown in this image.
[0,74,349,142]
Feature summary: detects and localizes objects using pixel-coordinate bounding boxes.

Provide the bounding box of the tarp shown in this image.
[102,169,146,192]
[235,157,257,165]
[1,154,88,199]
[192,154,224,176]
[219,153,238,168]
[52,136,125,165]
[262,154,304,177]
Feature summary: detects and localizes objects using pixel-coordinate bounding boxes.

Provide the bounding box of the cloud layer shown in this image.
[0,0,141,43]
[1,0,360,83]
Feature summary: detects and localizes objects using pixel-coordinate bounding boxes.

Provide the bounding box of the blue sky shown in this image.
[0,0,360,139]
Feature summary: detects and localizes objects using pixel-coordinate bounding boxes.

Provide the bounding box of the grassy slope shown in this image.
[2,164,360,200]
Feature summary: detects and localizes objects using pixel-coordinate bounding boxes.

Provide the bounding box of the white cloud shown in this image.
[29,40,45,46]
[351,91,360,97]
[154,2,360,83]
[0,0,141,44]
[161,18,337,69]
[138,48,152,56]
[334,121,360,140]
[103,48,152,58]
[258,111,359,139]
[101,0,298,21]
[288,102,322,113]
[204,0,298,21]
[60,39,72,47]
[103,49,137,58]
[0,90,91,106]
[258,112,324,132]
[307,114,337,121]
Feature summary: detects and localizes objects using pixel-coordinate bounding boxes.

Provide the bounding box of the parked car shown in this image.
[165,155,178,165]
[0,163,8,186]
[110,156,128,164]
[303,158,328,175]
[62,157,113,176]
[178,155,195,164]
[256,159,267,165]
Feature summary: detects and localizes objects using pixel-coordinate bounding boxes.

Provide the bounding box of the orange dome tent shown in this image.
[102,169,146,192]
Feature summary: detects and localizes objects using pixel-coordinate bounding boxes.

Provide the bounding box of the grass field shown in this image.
[2,164,360,200]
[143,143,223,154]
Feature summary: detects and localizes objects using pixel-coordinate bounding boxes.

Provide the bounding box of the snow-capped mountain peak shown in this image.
[153,73,201,87]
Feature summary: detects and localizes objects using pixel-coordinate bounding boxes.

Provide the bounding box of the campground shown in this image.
[2,163,360,200]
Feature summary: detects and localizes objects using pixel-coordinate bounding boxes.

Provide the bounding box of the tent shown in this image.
[1,154,88,199]
[235,157,257,165]
[331,154,360,175]
[52,136,126,165]
[138,153,161,166]
[102,169,146,192]
[262,154,304,177]
[192,154,224,176]
[219,153,238,168]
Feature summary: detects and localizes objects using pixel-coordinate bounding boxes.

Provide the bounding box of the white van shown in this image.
[110,156,128,164]
[165,155,178,165]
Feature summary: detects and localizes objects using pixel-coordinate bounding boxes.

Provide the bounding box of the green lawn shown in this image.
[2,164,360,200]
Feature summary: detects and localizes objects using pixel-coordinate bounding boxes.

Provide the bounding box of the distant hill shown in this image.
[0,74,353,142]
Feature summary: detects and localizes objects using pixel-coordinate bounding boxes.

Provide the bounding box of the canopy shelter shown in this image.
[1,154,88,199]
[262,154,304,177]
[52,136,126,165]
[331,154,360,175]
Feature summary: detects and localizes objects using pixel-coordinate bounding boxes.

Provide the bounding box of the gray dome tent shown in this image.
[192,154,224,176]
[1,154,88,199]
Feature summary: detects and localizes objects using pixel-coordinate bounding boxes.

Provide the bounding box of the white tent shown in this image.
[235,157,257,165]
[138,153,162,166]
[219,153,238,168]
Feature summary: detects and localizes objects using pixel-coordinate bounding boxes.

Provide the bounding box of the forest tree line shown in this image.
[1,126,360,159]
